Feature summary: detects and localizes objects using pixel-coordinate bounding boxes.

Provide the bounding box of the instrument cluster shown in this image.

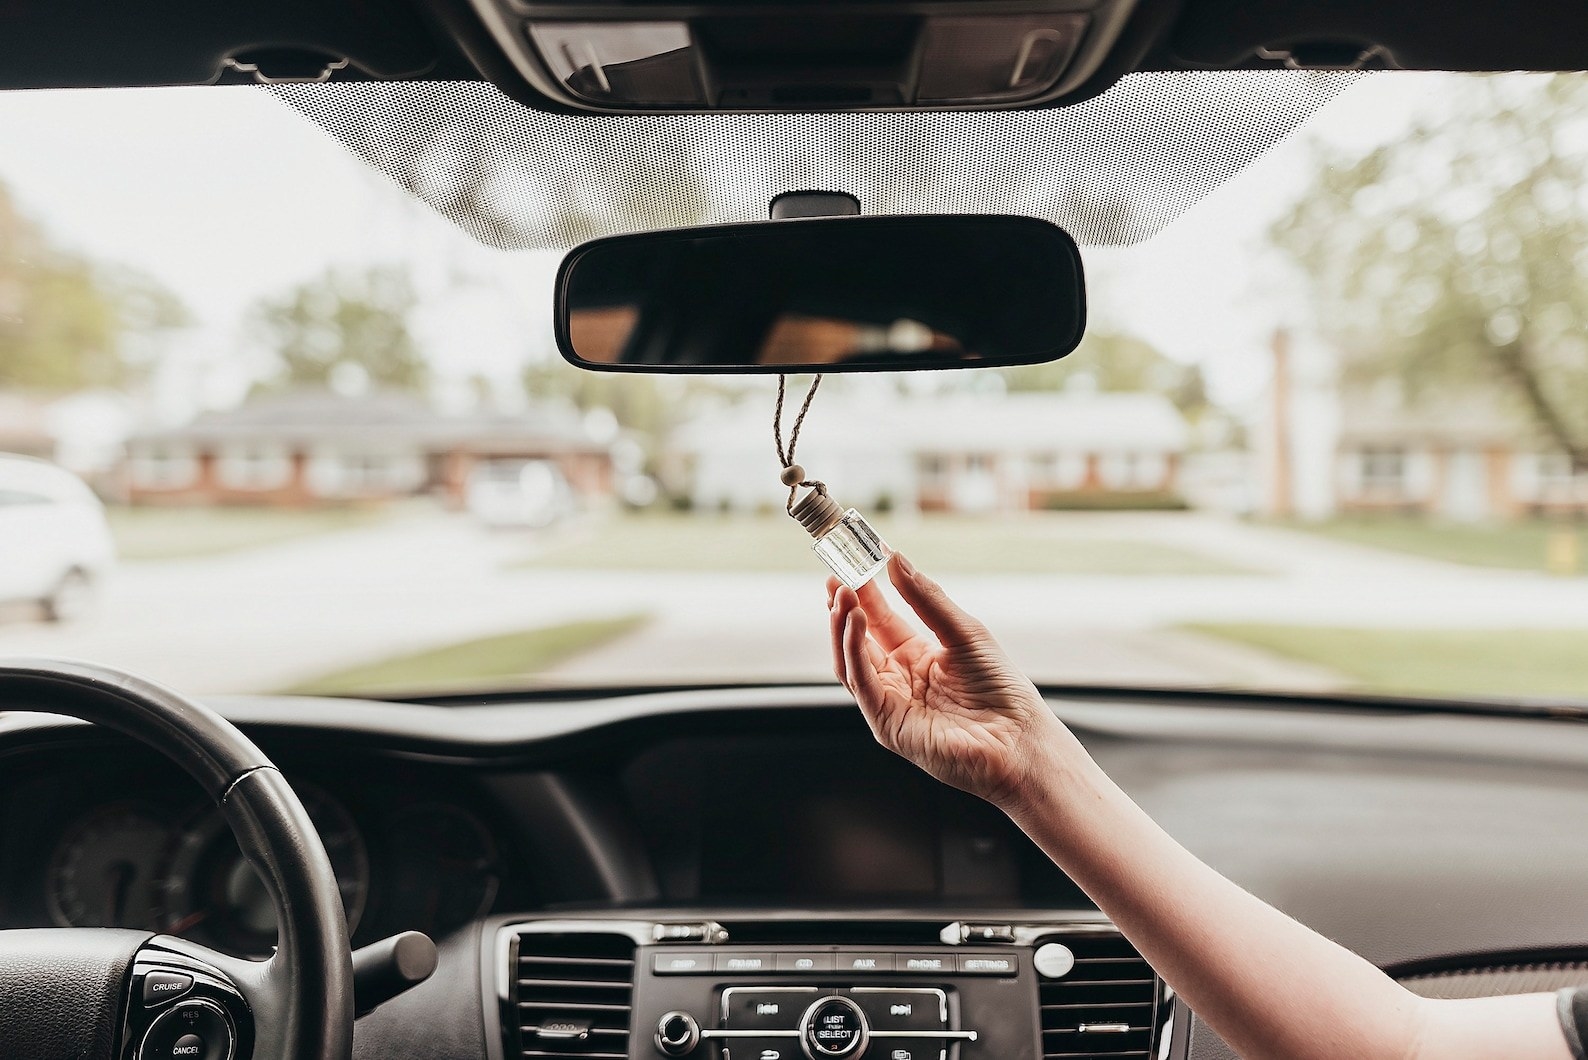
[4,750,508,956]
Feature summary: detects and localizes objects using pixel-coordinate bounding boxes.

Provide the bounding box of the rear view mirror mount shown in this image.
[554,213,1087,374]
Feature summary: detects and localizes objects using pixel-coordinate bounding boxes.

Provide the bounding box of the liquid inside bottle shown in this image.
[811,508,891,589]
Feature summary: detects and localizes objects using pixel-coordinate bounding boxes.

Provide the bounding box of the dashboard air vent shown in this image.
[511,931,635,1060]
[1039,933,1159,1059]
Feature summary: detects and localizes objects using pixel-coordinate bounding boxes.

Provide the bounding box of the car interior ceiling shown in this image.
[4,3,1588,1060]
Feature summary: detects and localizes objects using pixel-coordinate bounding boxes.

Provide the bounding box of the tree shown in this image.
[998,330,1210,415]
[0,182,186,389]
[1272,74,1588,467]
[251,266,426,391]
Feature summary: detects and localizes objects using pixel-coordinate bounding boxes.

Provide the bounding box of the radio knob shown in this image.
[800,996,868,1059]
[655,1011,701,1056]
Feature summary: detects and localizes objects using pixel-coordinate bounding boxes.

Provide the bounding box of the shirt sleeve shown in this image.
[1558,987,1588,1060]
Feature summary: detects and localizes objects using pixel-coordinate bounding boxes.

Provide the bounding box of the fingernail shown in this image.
[894,552,917,578]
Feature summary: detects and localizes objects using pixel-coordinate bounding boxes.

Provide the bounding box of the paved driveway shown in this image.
[0,511,1581,695]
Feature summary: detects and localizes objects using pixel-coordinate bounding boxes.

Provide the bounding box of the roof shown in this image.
[674,390,1189,457]
[128,390,609,453]
[1336,385,1542,448]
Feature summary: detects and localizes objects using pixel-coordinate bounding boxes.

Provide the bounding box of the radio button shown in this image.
[724,988,817,1029]
[716,953,775,974]
[801,996,867,1057]
[868,1041,946,1060]
[957,953,1018,976]
[852,989,946,1031]
[723,1038,801,1060]
[653,952,712,974]
[897,955,950,974]
[777,952,835,974]
[838,952,893,974]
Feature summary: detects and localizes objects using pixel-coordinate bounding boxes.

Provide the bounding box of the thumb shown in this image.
[887,552,986,650]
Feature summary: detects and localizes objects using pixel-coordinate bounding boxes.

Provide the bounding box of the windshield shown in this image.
[0,72,1584,703]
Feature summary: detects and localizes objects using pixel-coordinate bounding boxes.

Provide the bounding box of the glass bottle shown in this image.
[792,489,891,589]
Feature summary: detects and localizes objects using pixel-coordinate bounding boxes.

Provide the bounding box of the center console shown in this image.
[485,913,1169,1060]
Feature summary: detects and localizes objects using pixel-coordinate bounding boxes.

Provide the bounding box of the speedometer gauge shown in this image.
[47,805,173,929]
[161,782,369,956]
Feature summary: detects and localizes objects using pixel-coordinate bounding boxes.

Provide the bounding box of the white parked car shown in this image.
[0,454,116,622]
[465,459,575,529]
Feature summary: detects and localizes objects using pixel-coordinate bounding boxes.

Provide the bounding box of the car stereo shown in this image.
[488,915,1168,1060]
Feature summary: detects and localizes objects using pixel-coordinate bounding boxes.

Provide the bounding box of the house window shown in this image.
[217,444,292,490]
[308,450,424,497]
[1537,454,1578,501]
[1099,452,1165,490]
[918,455,948,489]
[1359,447,1406,493]
[129,446,198,489]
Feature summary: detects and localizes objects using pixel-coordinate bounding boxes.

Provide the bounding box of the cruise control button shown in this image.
[140,1001,231,1060]
[897,954,950,974]
[958,953,1018,975]
[716,952,774,974]
[724,988,816,1029]
[143,970,195,1007]
[838,952,893,973]
[776,952,834,973]
[722,1039,800,1060]
[653,951,712,974]
[169,1035,205,1058]
[853,989,946,1030]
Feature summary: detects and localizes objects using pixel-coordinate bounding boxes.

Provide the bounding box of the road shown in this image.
[0,510,1583,695]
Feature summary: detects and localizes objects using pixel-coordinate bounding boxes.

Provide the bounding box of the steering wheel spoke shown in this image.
[123,937,255,1060]
[0,659,355,1060]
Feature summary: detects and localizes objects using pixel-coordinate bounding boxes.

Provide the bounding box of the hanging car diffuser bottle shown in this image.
[774,376,892,590]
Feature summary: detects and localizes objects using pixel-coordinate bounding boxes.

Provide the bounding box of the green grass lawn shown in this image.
[1187,624,1588,699]
[1280,516,1586,575]
[107,505,392,561]
[284,614,650,697]
[522,514,1254,576]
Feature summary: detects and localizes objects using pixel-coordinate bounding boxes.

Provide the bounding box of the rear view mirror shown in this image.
[555,214,1086,373]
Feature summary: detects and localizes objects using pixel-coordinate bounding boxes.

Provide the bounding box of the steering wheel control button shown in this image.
[654,951,713,974]
[724,987,818,1029]
[1033,941,1078,979]
[716,952,774,974]
[139,999,234,1060]
[852,989,946,1031]
[654,1011,701,1056]
[958,953,1018,975]
[801,996,868,1058]
[777,952,835,973]
[142,970,196,1007]
[838,952,893,973]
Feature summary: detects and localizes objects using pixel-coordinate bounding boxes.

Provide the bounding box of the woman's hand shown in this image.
[827,552,1076,814]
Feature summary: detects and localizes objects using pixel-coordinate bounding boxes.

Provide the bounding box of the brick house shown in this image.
[123,390,615,508]
[1334,386,1588,520]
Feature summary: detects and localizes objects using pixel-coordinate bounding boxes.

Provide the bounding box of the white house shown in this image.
[669,390,1189,513]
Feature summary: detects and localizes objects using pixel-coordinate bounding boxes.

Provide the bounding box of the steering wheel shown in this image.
[0,659,354,1060]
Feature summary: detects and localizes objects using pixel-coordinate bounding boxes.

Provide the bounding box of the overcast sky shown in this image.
[0,73,1458,416]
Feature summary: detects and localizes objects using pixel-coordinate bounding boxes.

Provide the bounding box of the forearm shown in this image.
[1002,733,1545,1060]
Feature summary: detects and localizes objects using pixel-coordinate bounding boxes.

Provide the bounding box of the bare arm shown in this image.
[827,553,1571,1060]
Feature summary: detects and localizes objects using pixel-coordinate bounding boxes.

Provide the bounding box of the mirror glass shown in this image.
[557,215,1086,373]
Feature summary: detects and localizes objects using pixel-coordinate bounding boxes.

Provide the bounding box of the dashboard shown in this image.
[4,685,1588,1060]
